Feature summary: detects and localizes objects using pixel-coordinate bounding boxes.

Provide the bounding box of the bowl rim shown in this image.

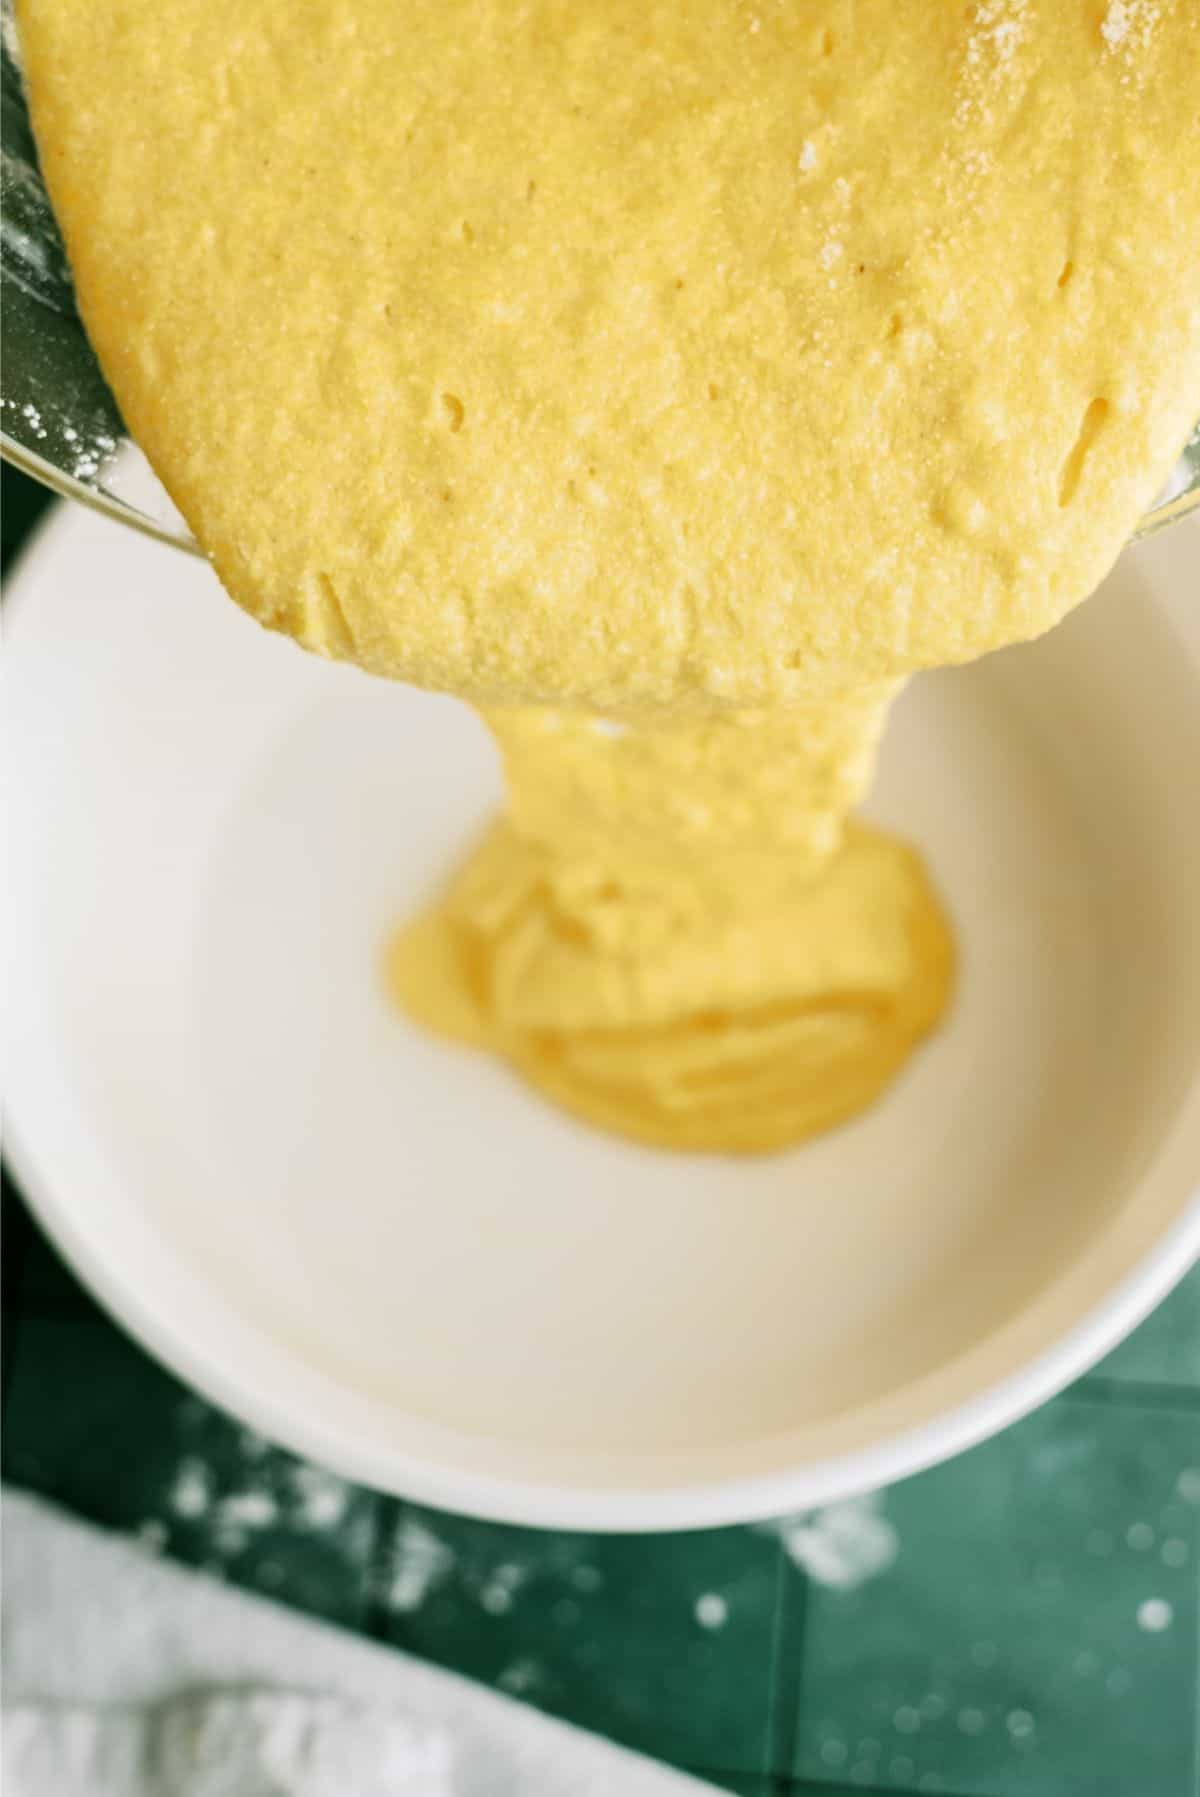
[0,434,204,555]
[4,431,1199,559]
[5,1111,1198,1532]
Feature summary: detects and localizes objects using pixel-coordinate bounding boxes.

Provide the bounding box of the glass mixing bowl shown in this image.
[3,17,1198,551]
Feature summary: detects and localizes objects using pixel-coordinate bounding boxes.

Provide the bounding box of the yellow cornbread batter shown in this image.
[20,1,1200,1151]
[394,696,952,1150]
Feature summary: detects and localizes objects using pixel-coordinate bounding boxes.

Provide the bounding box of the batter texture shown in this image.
[393,696,953,1150]
[19,0,1200,1151]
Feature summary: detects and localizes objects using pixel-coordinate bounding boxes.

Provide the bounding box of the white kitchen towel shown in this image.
[2,1489,728,1797]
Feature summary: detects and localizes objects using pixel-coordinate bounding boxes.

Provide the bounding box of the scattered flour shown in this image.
[949,1,1029,185]
[765,1493,899,1590]
[213,1489,281,1553]
[163,1436,356,1558]
[478,1562,526,1616]
[2,11,125,487]
[293,1463,351,1529]
[1102,1,1132,45]
[2,393,118,482]
[170,1457,214,1521]
[1100,1,1159,54]
[497,1658,543,1697]
[385,1519,456,1614]
[0,148,74,306]
[68,432,118,482]
[964,0,1026,74]
[693,1592,728,1630]
[0,0,19,66]
[1175,1467,1200,1504]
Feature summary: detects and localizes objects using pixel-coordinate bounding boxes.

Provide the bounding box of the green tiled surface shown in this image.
[3,468,1200,1797]
[791,1398,1198,1795]
[3,1310,383,1629]
[5,1167,1199,1797]
[379,1505,782,1769]
[1089,1272,1200,1390]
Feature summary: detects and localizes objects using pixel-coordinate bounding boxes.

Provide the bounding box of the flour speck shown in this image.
[292,1464,351,1529]
[498,1657,543,1696]
[1100,0,1158,53]
[213,1488,280,1552]
[1175,1467,1200,1504]
[479,1562,526,1616]
[170,1457,215,1520]
[766,1493,898,1589]
[386,1519,456,1614]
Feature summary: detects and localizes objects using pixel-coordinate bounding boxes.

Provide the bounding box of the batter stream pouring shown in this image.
[392,693,952,1150]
